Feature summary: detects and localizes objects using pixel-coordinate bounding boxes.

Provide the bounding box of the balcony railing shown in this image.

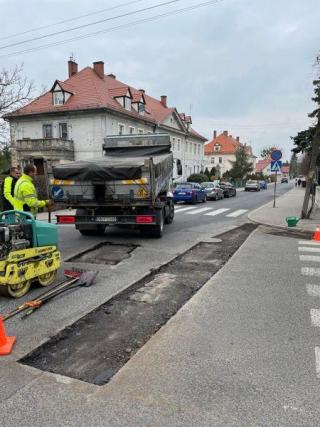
[16,138,74,152]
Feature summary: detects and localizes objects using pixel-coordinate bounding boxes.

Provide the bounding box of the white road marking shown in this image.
[226,209,248,218]
[311,309,320,327]
[299,246,320,253]
[301,267,320,277]
[187,207,213,215]
[306,284,320,297]
[300,255,320,263]
[204,208,230,216]
[315,347,320,378]
[174,206,197,213]
[299,240,320,246]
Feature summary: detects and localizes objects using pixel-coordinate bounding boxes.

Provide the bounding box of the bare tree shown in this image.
[0,64,34,141]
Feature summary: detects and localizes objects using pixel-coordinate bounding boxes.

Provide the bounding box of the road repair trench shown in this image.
[20,223,256,385]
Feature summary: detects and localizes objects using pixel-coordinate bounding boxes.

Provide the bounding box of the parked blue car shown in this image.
[259,180,267,190]
[173,182,207,204]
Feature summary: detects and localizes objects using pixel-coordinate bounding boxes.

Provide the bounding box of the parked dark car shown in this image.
[281,177,288,183]
[173,182,207,204]
[201,182,224,200]
[245,180,260,191]
[219,182,237,197]
[259,180,267,190]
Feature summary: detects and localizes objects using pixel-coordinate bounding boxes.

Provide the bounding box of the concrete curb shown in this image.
[247,188,304,232]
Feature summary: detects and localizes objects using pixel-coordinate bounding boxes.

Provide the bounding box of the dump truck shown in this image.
[50,133,174,238]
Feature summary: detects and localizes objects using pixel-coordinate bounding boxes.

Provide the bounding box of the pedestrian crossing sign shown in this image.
[271,160,282,172]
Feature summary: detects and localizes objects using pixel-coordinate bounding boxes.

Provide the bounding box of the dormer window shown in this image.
[50,80,73,106]
[124,97,131,111]
[214,144,221,152]
[53,91,64,106]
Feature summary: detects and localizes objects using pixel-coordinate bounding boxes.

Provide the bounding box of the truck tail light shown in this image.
[135,215,154,224]
[56,215,75,224]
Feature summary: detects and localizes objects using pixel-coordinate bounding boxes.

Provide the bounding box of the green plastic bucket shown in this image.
[286,216,300,227]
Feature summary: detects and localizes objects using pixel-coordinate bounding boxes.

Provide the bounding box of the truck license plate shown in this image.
[96,216,117,222]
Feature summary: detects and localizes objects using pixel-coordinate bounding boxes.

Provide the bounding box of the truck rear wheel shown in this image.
[140,210,164,238]
[165,202,174,224]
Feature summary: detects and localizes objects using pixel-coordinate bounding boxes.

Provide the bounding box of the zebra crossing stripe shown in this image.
[204,208,230,216]
[187,207,213,215]
[299,240,320,246]
[226,209,248,218]
[175,206,197,213]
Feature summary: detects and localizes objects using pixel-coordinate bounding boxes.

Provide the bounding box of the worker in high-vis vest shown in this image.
[2,166,21,211]
[14,164,53,216]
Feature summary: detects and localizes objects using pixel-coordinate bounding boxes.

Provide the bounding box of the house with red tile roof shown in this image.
[5,59,207,180]
[204,130,256,176]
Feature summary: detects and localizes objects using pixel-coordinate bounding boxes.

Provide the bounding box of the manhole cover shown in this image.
[67,242,138,265]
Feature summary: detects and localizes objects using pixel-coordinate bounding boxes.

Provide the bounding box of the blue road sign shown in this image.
[51,186,64,199]
[270,160,282,172]
[271,150,282,161]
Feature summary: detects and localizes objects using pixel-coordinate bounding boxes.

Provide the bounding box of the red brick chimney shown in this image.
[223,130,228,136]
[68,59,78,77]
[213,130,217,139]
[160,95,167,107]
[236,136,240,142]
[93,61,104,79]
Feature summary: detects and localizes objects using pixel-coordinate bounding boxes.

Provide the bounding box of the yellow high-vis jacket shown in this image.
[13,174,46,215]
[3,176,17,211]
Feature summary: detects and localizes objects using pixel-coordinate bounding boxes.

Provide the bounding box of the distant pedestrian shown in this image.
[298,178,301,187]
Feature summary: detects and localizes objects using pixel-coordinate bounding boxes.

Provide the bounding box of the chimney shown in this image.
[139,89,145,94]
[213,130,217,139]
[161,95,167,107]
[236,136,240,142]
[229,134,232,139]
[223,130,228,136]
[93,61,104,79]
[68,59,78,77]
[107,73,116,79]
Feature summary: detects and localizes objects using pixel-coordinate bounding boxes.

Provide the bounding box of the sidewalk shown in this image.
[248,186,320,232]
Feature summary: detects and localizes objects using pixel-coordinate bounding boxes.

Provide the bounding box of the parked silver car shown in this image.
[201,182,224,200]
[245,180,260,191]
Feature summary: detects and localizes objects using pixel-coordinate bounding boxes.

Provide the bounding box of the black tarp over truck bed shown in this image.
[53,135,173,182]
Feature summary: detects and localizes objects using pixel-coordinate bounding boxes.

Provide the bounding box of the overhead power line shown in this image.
[0,0,183,50]
[0,0,224,59]
[0,0,146,42]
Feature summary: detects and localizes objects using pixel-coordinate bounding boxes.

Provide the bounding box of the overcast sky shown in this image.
[0,0,319,160]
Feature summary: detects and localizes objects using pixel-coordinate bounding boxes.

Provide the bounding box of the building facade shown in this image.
[204,130,256,177]
[6,60,207,181]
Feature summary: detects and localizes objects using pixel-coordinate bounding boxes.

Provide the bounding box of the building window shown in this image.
[138,128,144,134]
[193,144,196,155]
[219,157,223,164]
[53,91,64,106]
[124,97,131,111]
[128,126,135,134]
[118,123,125,135]
[211,157,215,164]
[59,123,68,140]
[198,144,200,155]
[214,144,221,152]
[177,139,181,151]
[172,137,176,151]
[43,124,53,138]
[138,103,145,113]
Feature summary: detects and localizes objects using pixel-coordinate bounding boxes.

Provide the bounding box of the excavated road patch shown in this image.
[66,242,138,265]
[20,223,256,385]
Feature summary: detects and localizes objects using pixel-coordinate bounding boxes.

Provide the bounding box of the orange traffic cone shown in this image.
[313,226,320,242]
[0,316,16,356]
